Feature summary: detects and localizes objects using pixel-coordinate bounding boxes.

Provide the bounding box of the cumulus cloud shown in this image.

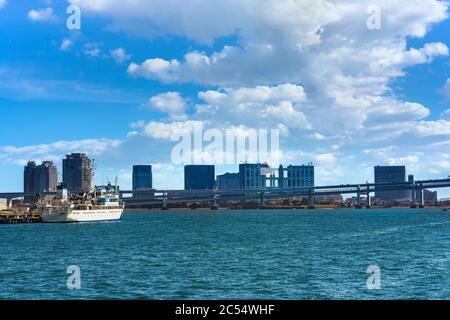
[439,78,450,101]
[110,48,132,64]
[413,120,450,137]
[119,1,449,154]
[84,42,102,58]
[194,84,310,132]
[142,120,203,140]
[147,92,188,120]
[59,39,73,51]
[54,0,450,186]
[441,109,450,119]
[0,139,123,165]
[27,7,56,21]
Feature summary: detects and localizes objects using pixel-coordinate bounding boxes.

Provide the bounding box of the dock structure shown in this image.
[0,210,41,224]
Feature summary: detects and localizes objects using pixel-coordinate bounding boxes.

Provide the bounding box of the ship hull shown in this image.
[42,208,124,223]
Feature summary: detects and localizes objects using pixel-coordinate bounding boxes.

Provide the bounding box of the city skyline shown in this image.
[15,155,447,202]
[1,1,450,196]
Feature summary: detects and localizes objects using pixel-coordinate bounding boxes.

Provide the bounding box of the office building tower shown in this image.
[216,172,240,190]
[239,163,264,190]
[132,165,153,190]
[62,153,92,193]
[184,165,215,190]
[278,164,314,189]
[24,161,58,193]
[374,165,409,201]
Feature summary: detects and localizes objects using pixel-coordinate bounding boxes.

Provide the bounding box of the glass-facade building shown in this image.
[132,165,153,190]
[284,165,315,188]
[239,163,264,190]
[374,165,409,201]
[184,165,215,190]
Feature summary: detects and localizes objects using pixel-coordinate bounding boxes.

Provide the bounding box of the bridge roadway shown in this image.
[1,178,449,208]
[120,178,450,208]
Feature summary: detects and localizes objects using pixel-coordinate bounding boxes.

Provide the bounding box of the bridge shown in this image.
[1,177,449,209]
[119,177,450,209]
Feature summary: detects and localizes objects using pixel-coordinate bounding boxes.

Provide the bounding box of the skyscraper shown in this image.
[216,172,240,190]
[132,165,153,190]
[184,165,215,190]
[374,165,409,201]
[62,153,92,193]
[24,161,58,195]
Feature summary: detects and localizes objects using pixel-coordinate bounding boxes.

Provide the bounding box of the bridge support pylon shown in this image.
[161,192,168,211]
[418,188,424,208]
[211,195,219,210]
[366,185,371,209]
[259,192,266,209]
[410,186,417,208]
[308,190,315,209]
[356,185,362,209]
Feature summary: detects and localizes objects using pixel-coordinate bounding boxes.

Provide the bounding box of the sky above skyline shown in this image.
[1,0,450,196]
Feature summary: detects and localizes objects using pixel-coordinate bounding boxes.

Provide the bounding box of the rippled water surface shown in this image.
[1,208,450,299]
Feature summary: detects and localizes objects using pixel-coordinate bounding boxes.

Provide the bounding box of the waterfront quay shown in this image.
[0,209,41,224]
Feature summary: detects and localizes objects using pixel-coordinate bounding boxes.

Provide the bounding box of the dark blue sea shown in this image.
[1,208,450,299]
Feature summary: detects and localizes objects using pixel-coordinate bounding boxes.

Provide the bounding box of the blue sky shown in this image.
[1,0,450,197]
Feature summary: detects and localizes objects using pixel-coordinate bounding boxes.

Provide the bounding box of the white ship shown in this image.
[41,184,124,223]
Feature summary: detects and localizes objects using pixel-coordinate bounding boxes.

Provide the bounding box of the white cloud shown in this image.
[0,139,123,165]
[441,109,450,119]
[60,0,450,188]
[147,92,188,120]
[413,120,450,137]
[27,7,56,21]
[194,84,310,133]
[84,42,101,58]
[110,48,132,64]
[128,58,180,83]
[265,101,311,130]
[142,120,203,140]
[313,153,337,166]
[0,0,7,9]
[439,78,450,101]
[59,39,73,51]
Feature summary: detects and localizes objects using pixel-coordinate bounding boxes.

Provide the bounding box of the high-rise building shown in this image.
[184,165,215,190]
[240,162,315,190]
[132,165,153,190]
[279,164,314,189]
[216,172,240,190]
[24,161,58,194]
[239,163,264,189]
[374,165,409,201]
[416,189,438,203]
[62,153,92,193]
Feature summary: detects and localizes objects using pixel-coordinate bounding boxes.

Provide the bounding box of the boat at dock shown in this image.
[41,184,124,223]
